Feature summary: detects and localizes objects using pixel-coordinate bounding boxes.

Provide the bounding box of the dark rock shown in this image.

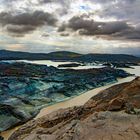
[0,62,130,131]
[58,63,83,68]
[103,62,137,68]
[0,136,4,140]
[107,98,125,111]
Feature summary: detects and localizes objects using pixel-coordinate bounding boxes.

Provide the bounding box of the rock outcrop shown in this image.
[0,61,130,132]
[58,63,83,68]
[9,77,140,140]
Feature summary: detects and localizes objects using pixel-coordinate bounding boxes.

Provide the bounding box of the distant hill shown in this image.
[0,50,139,62]
[0,50,81,60]
[135,55,140,58]
[76,53,140,62]
[44,51,81,60]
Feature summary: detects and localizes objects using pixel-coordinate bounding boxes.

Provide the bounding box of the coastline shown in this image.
[1,66,140,140]
[35,76,135,119]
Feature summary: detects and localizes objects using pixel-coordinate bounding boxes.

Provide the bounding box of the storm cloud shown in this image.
[113,25,140,40]
[58,15,140,40]
[0,10,57,36]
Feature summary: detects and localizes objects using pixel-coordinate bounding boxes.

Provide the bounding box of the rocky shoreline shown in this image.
[0,61,130,132]
[9,77,140,140]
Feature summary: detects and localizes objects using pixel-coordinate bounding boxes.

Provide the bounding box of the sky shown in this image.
[0,0,140,55]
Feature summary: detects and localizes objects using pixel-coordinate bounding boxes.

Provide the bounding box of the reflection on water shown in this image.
[17,60,105,69]
[18,60,76,67]
[1,66,140,140]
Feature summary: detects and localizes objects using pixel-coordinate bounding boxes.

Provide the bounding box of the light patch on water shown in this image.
[16,60,105,69]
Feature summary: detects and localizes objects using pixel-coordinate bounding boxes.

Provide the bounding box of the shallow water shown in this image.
[1,66,140,140]
[17,60,105,69]
[18,60,76,67]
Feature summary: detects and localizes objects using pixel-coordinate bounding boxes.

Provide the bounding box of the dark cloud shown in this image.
[68,15,98,32]
[38,0,70,5]
[78,21,130,36]
[60,32,69,37]
[6,25,36,37]
[60,15,129,34]
[58,15,140,40]
[42,33,50,37]
[0,0,139,41]
[0,10,57,26]
[96,22,129,35]
[0,10,57,36]
[38,0,53,4]
[113,26,140,40]
[57,23,67,32]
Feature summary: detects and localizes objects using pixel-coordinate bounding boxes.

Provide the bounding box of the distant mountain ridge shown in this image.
[0,50,139,62]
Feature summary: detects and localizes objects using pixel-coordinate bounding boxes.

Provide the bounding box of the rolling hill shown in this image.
[0,50,139,62]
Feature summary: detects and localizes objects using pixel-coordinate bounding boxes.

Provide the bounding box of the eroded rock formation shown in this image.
[0,62,130,132]
[9,77,140,140]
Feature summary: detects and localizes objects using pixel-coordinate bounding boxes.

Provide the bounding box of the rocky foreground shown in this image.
[9,77,140,140]
[0,61,129,132]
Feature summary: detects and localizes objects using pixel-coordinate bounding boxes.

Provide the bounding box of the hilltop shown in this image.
[0,50,139,62]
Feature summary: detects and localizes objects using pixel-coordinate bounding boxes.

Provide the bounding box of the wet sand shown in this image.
[1,66,140,140]
[36,66,140,118]
[35,77,135,118]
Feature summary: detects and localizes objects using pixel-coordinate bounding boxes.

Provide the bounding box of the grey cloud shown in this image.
[96,22,129,35]
[42,33,50,37]
[68,16,98,32]
[38,0,70,5]
[113,26,140,40]
[65,15,129,34]
[6,25,36,37]
[60,32,69,37]
[88,0,115,3]
[57,23,66,32]
[0,0,140,40]
[0,10,57,26]
[37,0,140,24]
[38,0,53,4]
[0,10,57,36]
[58,15,140,40]
[38,0,71,15]
[88,0,137,5]
[78,22,130,36]
[96,0,140,24]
